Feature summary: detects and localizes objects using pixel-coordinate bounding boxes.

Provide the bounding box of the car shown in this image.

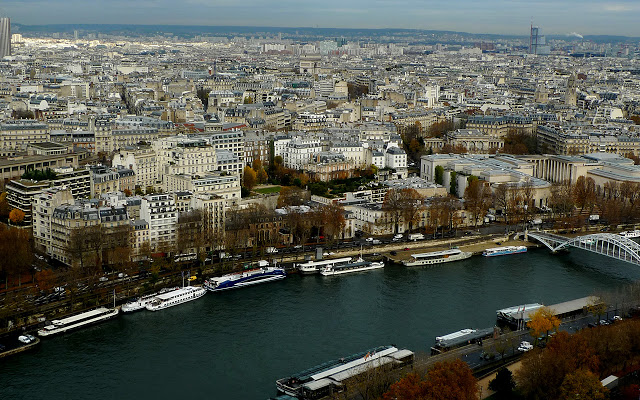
[99,276,108,282]
[323,252,329,256]
[365,237,374,242]
[390,251,397,256]
[404,247,410,251]
[18,334,36,344]
[0,343,5,352]
[266,247,278,254]
[613,315,622,321]
[393,234,403,240]
[294,245,302,249]
[599,319,610,326]
[517,341,533,352]
[371,253,381,256]
[117,273,128,278]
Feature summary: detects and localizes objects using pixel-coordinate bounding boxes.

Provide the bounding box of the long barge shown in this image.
[37,307,120,337]
[276,345,413,399]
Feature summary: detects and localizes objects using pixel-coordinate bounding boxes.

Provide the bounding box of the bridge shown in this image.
[526,231,640,266]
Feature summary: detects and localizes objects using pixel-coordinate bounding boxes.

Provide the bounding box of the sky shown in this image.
[2,0,640,37]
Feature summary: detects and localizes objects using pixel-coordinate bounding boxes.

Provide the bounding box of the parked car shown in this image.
[266,247,278,254]
[18,334,36,344]
[518,341,533,352]
[99,276,108,282]
[365,237,374,242]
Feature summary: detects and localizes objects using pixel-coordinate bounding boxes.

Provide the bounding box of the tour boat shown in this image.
[320,258,385,276]
[482,245,527,257]
[620,230,640,239]
[204,263,286,292]
[402,249,472,266]
[297,257,353,275]
[145,286,207,311]
[121,287,179,313]
[37,307,120,337]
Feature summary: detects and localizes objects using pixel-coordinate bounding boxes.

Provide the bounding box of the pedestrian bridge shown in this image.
[526,231,640,266]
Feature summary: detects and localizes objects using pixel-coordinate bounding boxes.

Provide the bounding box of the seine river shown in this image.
[2,248,640,400]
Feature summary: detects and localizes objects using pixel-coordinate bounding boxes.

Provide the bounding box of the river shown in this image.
[1,248,639,400]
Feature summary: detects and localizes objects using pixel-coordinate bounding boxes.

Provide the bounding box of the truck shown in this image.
[408,233,424,241]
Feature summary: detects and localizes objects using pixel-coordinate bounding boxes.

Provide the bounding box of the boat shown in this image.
[145,286,206,311]
[204,262,286,292]
[482,245,527,257]
[276,345,414,399]
[121,287,179,313]
[37,307,120,337]
[620,230,640,238]
[320,257,385,276]
[402,249,472,267]
[297,257,352,275]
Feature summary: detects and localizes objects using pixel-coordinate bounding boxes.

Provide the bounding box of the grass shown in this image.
[254,186,281,194]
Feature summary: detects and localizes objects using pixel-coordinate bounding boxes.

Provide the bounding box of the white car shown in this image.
[393,234,403,240]
[18,334,36,344]
[99,276,108,282]
[365,237,374,242]
[518,341,533,352]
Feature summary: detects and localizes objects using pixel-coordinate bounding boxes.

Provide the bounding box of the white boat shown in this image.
[204,264,286,292]
[37,307,119,337]
[402,249,472,267]
[145,286,206,311]
[320,258,385,276]
[297,257,352,275]
[620,230,640,238]
[482,245,527,257]
[121,287,179,313]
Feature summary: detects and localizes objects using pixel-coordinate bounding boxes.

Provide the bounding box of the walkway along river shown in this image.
[1,248,640,400]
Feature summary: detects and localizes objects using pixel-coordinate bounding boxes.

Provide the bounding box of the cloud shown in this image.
[603,3,635,12]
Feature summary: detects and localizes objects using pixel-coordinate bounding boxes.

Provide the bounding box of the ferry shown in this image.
[37,307,119,337]
[121,287,179,313]
[620,230,640,238]
[320,258,384,276]
[276,345,414,399]
[297,257,352,275]
[402,249,472,267]
[482,245,527,257]
[204,262,286,292]
[145,286,206,311]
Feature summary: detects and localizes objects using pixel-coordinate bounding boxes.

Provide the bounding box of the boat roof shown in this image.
[410,249,461,258]
[332,261,370,269]
[51,307,110,325]
[485,246,524,252]
[435,327,494,348]
[299,257,352,267]
[155,287,197,300]
[286,345,393,383]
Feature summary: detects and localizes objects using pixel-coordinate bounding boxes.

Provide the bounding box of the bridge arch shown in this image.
[527,232,640,266]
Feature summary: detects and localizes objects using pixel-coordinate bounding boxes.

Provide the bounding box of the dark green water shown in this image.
[1,249,639,400]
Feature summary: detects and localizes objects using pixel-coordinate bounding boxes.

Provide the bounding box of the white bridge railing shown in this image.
[526,231,640,266]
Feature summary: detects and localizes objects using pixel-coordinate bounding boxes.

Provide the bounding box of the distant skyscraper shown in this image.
[0,18,10,58]
[529,24,550,55]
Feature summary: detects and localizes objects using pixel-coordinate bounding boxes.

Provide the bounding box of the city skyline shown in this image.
[3,0,640,37]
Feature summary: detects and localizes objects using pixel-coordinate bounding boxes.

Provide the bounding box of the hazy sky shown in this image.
[3,0,640,36]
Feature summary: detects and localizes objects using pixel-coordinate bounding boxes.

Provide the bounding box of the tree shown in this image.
[35,269,57,293]
[423,359,478,400]
[9,208,25,225]
[527,306,561,340]
[449,171,457,196]
[243,166,257,191]
[549,181,574,218]
[382,360,478,400]
[434,166,444,185]
[516,331,600,400]
[256,168,268,184]
[587,297,608,322]
[382,188,423,233]
[488,368,516,399]
[559,369,608,400]
[494,183,510,225]
[0,192,9,219]
[277,186,308,208]
[319,203,346,244]
[573,176,597,212]
[464,178,492,227]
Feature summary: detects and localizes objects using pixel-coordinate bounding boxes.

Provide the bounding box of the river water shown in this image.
[1,248,639,400]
